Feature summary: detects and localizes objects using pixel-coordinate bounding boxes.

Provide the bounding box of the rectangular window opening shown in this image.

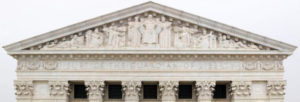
[178,85,192,99]
[143,85,157,99]
[108,85,122,99]
[74,84,88,99]
[213,85,227,99]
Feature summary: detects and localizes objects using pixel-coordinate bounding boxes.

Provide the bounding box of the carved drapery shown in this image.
[122,80,142,102]
[159,81,179,102]
[230,81,252,97]
[14,80,34,97]
[28,11,272,51]
[267,80,286,96]
[49,81,70,97]
[195,81,216,102]
[85,80,105,102]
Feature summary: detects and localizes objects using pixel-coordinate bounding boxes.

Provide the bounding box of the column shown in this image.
[49,80,70,102]
[14,80,34,102]
[230,81,252,102]
[267,80,286,102]
[85,80,105,102]
[195,81,216,102]
[122,80,142,102]
[159,81,179,102]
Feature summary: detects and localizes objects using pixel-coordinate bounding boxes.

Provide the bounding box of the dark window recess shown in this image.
[143,85,157,99]
[74,85,88,99]
[213,85,227,99]
[178,85,192,99]
[109,85,122,99]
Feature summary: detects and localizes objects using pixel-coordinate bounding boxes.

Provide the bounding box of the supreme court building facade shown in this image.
[4,2,297,102]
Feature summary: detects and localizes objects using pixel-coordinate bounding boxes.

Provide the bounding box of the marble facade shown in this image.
[3,2,296,102]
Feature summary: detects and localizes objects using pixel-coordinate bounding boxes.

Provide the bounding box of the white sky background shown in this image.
[0,0,299,101]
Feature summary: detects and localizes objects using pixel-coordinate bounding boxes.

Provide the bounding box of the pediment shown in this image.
[3,2,296,55]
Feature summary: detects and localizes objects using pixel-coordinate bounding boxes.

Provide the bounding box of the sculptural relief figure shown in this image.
[138,14,162,46]
[199,29,217,49]
[128,16,142,47]
[233,40,248,49]
[219,35,230,49]
[71,34,84,48]
[248,43,259,50]
[103,23,126,48]
[173,26,196,48]
[190,34,201,48]
[55,38,71,48]
[159,16,172,48]
[86,29,104,48]
[41,42,56,50]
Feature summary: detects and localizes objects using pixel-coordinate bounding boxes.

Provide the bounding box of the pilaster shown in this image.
[122,80,142,102]
[85,80,105,102]
[14,80,33,102]
[267,80,286,102]
[49,80,70,102]
[159,81,179,102]
[195,81,216,102]
[230,81,252,102]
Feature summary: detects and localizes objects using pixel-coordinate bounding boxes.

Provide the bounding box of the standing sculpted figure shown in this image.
[86,28,104,48]
[71,34,84,48]
[173,26,197,48]
[219,35,230,49]
[103,23,126,48]
[199,29,217,49]
[138,14,162,45]
[128,16,142,47]
[159,16,172,48]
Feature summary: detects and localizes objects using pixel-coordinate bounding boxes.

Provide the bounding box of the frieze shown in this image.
[15,55,285,71]
[26,11,274,51]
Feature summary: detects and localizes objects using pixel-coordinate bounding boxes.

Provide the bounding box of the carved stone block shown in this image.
[85,80,105,102]
[195,81,216,102]
[122,80,142,102]
[159,81,179,102]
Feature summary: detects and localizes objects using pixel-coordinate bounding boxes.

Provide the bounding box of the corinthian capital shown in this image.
[122,80,141,102]
[85,80,105,97]
[230,81,252,96]
[14,80,34,97]
[49,80,70,97]
[195,81,216,97]
[267,80,286,96]
[159,81,179,97]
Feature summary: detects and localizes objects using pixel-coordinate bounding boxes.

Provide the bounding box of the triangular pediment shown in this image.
[3,2,296,55]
